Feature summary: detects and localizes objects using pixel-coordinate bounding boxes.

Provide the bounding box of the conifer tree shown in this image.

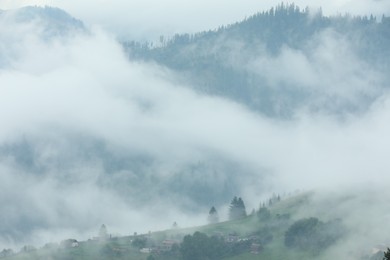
[229,196,247,220]
[208,206,219,224]
[172,221,178,229]
[384,248,390,260]
[237,197,247,217]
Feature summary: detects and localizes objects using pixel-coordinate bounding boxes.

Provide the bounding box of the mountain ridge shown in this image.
[123,3,390,118]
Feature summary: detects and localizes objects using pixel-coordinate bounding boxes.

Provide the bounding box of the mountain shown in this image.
[1,4,390,254]
[123,3,390,118]
[1,6,262,245]
[0,6,85,68]
[0,6,85,38]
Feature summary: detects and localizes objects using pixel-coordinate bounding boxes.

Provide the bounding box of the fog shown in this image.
[1,0,390,40]
[1,4,390,256]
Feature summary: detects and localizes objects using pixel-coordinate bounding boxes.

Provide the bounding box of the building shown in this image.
[140,248,153,253]
[226,234,239,243]
[160,240,179,251]
[60,239,78,248]
[250,243,262,254]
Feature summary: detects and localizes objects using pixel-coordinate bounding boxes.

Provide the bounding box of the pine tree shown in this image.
[229,196,247,220]
[237,198,247,217]
[208,206,219,224]
[384,248,390,260]
[229,197,239,220]
[172,221,178,229]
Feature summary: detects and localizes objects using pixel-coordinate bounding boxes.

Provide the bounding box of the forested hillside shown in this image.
[124,3,390,117]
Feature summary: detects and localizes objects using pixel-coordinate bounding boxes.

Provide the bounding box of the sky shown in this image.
[1,0,390,39]
[1,0,390,254]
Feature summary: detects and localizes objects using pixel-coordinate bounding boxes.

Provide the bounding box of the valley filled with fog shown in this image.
[1,2,390,259]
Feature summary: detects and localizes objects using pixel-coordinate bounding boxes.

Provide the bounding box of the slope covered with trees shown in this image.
[123,3,390,117]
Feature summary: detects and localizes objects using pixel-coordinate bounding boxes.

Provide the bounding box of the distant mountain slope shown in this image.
[0,6,266,244]
[0,133,257,243]
[0,6,85,37]
[123,3,390,117]
[0,6,85,68]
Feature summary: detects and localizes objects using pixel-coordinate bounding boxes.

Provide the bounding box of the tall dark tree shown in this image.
[229,196,247,220]
[384,248,390,260]
[237,197,246,214]
[208,206,219,224]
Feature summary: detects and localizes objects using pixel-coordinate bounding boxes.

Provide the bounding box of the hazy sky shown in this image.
[1,0,390,39]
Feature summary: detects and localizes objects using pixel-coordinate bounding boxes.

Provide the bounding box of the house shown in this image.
[160,240,179,251]
[140,248,153,253]
[250,243,262,254]
[60,239,78,248]
[226,234,239,243]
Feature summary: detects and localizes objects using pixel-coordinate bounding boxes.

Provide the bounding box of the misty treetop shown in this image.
[0,6,85,43]
[229,196,247,220]
[208,206,219,224]
[384,248,390,260]
[123,3,390,118]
